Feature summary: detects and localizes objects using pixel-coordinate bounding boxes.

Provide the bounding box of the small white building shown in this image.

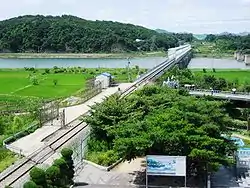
[95,72,112,89]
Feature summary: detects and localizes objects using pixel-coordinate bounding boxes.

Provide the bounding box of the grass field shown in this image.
[192,69,250,85]
[0,68,145,99]
[0,70,91,98]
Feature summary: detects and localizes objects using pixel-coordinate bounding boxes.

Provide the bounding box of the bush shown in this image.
[212,68,216,73]
[203,68,207,73]
[44,69,50,74]
[61,148,74,184]
[46,166,61,187]
[61,148,73,159]
[29,167,47,187]
[23,181,38,188]
[86,150,119,166]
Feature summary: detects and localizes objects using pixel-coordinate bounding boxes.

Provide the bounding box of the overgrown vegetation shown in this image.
[84,85,237,177]
[0,15,193,53]
[23,148,74,188]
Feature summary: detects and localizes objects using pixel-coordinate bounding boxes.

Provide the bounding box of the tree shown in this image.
[46,166,61,187]
[30,76,39,85]
[85,86,236,176]
[53,158,69,185]
[23,181,38,188]
[53,79,58,86]
[29,167,47,187]
[12,116,24,133]
[0,15,190,53]
[61,148,74,185]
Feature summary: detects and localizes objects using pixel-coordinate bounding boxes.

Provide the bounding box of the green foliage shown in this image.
[60,148,74,185]
[23,181,38,188]
[29,167,47,187]
[86,150,119,166]
[46,166,61,187]
[85,85,237,175]
[12,116,24,133]
[24,151,76,187]
[0,15,192,53]
[203,68,206,73]
[61,148,73,159]
[53,79,58,86]
[30,76,39,85]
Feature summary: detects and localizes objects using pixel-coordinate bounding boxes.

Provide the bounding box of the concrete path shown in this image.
[9,83,133,156]
[74,158,145,187]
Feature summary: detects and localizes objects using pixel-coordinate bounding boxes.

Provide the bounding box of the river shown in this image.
[0,57,249,69]
[0,57,166,69]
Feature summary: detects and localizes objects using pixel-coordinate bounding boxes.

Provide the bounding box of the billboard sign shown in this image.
[146,155,186,176]
[238,148,250,159]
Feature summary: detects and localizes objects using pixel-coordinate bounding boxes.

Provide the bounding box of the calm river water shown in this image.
[0,57,249,69]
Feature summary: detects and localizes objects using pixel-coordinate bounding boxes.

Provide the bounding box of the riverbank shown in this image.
[193,53,234,59]
[0,51,166,59]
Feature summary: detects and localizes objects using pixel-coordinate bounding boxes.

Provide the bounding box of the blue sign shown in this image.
[146,155,186,176]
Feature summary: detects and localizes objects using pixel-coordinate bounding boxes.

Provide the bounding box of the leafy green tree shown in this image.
[61,148,74,185]
[0,15,187,53]
[30,76,39,85]
[12,116,24,133]
[53,158,69,185]
[46,166,61,187]
[53,79,58,86]
[23,181,38,188]
[85,86,236,176]
[29,167,47,187]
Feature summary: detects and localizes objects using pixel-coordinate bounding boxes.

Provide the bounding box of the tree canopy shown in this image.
[0,15,193,53]
[205,34,250,52]
[84,85,237,176]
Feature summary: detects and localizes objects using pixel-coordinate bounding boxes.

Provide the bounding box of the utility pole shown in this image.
[127,57,131,82]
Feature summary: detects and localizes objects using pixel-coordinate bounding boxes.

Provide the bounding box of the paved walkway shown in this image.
[9,83,133,156]
[74,158,145,186]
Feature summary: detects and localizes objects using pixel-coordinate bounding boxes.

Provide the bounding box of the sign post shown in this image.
[146,155,187,188]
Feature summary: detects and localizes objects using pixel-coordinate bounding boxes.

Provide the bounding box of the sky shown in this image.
[0,0,250,34]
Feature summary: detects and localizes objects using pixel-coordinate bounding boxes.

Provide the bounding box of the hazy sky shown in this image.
[0,0,250,34]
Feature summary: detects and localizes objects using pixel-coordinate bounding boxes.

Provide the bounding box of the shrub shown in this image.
[23,181,38,188]
[203,68,206,73]
[29,167,47,187]
[53,79,58,86]
[46,166,61,187]
[61,148,73,159]
[44,69,50,74]
[212,68,216,73]
[86,150,119,166]
[61,148,74,185]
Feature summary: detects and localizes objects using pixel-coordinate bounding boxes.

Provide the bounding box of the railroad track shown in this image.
[121,46,191,98]
[0,118,87,187]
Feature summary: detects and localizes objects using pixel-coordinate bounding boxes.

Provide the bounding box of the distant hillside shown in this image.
[193,34,207,40]
[0,15,193,53]
[155,29,171,34]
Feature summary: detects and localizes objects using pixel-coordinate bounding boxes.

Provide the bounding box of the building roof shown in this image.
[101,72,112,77]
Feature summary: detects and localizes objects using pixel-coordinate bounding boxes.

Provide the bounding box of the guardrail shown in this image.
[3,122,39,149]
[188,88,250,96]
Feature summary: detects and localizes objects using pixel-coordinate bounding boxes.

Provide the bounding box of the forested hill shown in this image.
[205,34,250,52]
[0,15,193,53]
